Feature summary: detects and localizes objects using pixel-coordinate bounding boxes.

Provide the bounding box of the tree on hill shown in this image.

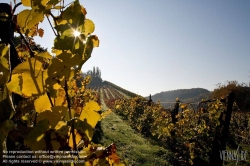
[211,80,250,111]
[84,66,101,78]
[83,67,103,88]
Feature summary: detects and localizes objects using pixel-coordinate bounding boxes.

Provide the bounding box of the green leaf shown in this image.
[54,35,85,56]
[54,35,76,50]
[0,120,14,137]
[36,106,67,128]
[21,113,30,124]
[59,0,85,27]
[0,87,15,122]
[54,121,69,137]
[7,58,48,97]
[54,24,73,36]
[0,120,14,153]
[0,44,9,70]
[24,119,50,151]
[0,44,10,86]
[76,119,93,141]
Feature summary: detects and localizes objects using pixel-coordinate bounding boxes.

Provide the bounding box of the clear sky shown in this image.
[5,0,250,96]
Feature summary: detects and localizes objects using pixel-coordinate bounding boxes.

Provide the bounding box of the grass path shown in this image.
[99,111,170,165]
[99,87,170,165]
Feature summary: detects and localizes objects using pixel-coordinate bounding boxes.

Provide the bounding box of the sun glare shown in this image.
[73,30,81,37]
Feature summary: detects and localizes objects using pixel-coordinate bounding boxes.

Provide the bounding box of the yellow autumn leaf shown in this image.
[21,0,31,7]
[21,0,49,7]
[37,28,44,37]
[53,88,66,106]
[80,100,101,128]
[57,52,82,67]
[53,83,61,90]
[34,93,52,113]
[17,9,44,34]
[7,58,48,97]
[90,35,99,47]
[83,19,95,36]
[68,129,82,149]
[37,51,53,59]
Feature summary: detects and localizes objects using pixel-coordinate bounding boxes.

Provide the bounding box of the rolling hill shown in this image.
[147,88,211,108]
[83,67,211,109]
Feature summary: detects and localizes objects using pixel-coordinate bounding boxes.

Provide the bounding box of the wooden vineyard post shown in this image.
[171,98,180,125]
[210,92,235,166]
[0,3,20,70]
[0,3,22,107]
[148,94,152,105]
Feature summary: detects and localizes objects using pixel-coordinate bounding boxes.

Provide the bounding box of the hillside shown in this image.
[83,68,171,165]
[83,68,211,108]
[147,88,211,108]
[84,67,250,166]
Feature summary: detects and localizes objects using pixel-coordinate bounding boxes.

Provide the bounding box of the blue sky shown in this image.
[6,0,250,96]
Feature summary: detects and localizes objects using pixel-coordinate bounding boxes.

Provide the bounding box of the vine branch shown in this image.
[15,27,35,57]
[64,79,77,151]
[46,14,58,37]
[12,2,22,15]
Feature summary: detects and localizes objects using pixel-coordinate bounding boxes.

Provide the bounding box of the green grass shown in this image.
[99,112,170,166]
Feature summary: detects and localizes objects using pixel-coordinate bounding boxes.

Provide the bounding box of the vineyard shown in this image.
[0,0,249,166]
[81,68,250,165]
[100,91,250,165]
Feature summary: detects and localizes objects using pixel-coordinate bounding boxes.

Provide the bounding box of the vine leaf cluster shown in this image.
[0,0,125,165]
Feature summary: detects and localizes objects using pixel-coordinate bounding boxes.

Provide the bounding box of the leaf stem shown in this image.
[15,28,34,57]
[47,91,54,107]
[12,2,22,15]
[64,79,77,151]
[46,15,58,37]
[33,112,38,126]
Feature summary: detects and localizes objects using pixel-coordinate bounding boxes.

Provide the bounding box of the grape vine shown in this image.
[0,0,125,165]
[114,95,249,165]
